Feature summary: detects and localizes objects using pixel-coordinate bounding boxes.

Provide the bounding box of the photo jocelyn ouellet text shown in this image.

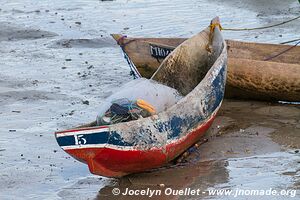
[112,187,297,198]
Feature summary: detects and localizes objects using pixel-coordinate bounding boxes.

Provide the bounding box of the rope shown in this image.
[206,22,222,52]
[117,35,136,48]
[116,35,127,45]
[121,46,141,79]
[175,138,208,164]
[264,40,300,61]
[117,35,141,79]
[222,15,300,31]
[117,15,300,75]
[210,23,223,32]
[280,38,300,44]
[102,98,152,125]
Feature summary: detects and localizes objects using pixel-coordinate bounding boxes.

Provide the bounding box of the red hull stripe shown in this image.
[65,113,216,177]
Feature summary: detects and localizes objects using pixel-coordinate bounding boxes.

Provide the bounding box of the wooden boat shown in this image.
[55,17,227,177]
[111,35,300,102]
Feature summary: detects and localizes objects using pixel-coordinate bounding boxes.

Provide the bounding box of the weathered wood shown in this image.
[111,34,185,78]
[227,58,300,101]
[112,34,300,102]
[56,19,227,177]
[151,28,212,95]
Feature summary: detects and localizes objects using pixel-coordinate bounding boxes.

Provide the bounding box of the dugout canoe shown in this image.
[111,35,300,102]
[55,17,227,177]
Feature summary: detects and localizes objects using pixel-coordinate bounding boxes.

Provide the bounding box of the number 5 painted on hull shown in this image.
[74,134,87,145]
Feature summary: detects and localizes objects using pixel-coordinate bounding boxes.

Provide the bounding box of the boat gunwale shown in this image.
[113,34,300,65]
[57,102,221,151]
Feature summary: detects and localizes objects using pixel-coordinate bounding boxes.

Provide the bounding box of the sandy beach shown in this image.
[0,0,299,199]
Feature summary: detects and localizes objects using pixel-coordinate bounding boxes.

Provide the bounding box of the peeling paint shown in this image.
[55,22,227,177]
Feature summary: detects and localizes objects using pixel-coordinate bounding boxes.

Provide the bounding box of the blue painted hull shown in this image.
[55,19,227,177]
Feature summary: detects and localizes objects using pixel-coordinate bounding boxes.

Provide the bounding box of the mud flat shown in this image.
[96,100,300,200]
[0,0,299,199]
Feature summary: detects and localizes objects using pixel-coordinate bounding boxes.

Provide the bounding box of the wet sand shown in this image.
[0,0,299,199]
[96,100,300,200]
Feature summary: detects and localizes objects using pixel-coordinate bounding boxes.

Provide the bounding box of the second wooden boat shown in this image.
[111,34,300,102]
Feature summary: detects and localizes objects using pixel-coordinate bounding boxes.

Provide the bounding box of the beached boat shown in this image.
[112,35,300,102]
[55,17,227,177]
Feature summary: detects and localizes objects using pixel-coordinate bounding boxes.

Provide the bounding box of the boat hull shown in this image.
[112,35,300,102]
[55,20,227,177]
[59,112,216,177]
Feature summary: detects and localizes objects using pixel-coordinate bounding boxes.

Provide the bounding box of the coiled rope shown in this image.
[280,38,300,44]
